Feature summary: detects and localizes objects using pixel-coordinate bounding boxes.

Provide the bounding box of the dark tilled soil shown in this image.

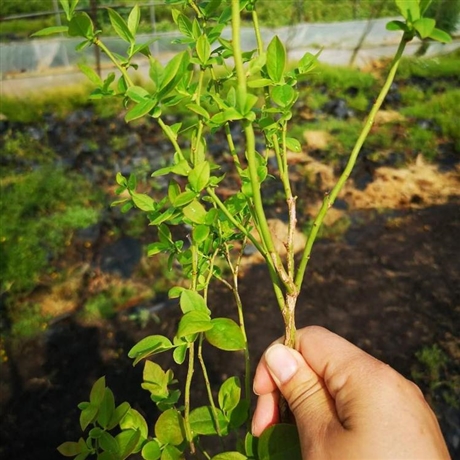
[0,200,459,460]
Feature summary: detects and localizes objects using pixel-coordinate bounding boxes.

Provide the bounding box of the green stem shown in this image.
[251,9,264,55]
[198,335,223,439]
[94,38,134,87]
[184,342,196,453]
[294,36,408,290]
[224,123,244,176]
[157,117,185,160]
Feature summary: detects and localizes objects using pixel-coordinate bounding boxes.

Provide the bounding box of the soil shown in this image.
[0,198,459,459]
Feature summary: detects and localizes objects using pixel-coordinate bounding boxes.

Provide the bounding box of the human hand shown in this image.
[252,326,450,459]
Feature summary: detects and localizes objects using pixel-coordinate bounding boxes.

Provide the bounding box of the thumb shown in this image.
[264,344,339,439]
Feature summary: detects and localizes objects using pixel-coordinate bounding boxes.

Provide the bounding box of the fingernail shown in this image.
[265,344,298,384]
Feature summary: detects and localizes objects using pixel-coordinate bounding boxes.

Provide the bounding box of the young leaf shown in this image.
[413,17,435,39]
[180,289,209,314]
[266,36,285,83]
[258,424,301,460]
[218,377,241,414]
[285,137,301,152]
[395,0,421,21]
[173,344,188,364]
[31,26,69,37]
[120,409,148,441]
[211,453,247,460]
[141,440,162,460]
[183,200,208,224]
[205,318,245,351]
[125,99,157,122]
[186,103,210,119]
[126,85,151,102]
[271,85,296,108]
[108,401,131,430]
[127,4,141,36]
[154,409,186,446]
[196,35,211,65]
[57,441,82,457]
[78,63,103,85]
[90,376,106,405]
[68,13,94,39]
[130,192,155,212]
[192,225,210,244]
[189,406,228,436]
[97,387,115,429]
[188,162,210,192]
[128,335,174,365]
[177,310,213,338]
[116,429,142,459]
[386,20,409,32]
[159,51,189,95]
[173,190,196,207]
[428,28,452,43]
[107,8,134,44]
[80,403,98,431]
[99,431,119,454]
[161,445,183,460]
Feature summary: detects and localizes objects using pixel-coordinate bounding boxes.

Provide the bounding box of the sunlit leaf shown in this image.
[266,36,285,83]
[107,8,134,44]
[155,409,185,446]
[205,318,245,351]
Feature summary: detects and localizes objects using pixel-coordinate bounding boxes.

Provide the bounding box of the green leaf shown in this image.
[211,453,247,460]
[413,17,435,38]
[205,318,245,351]
[228,399,249,429]
[31,26,69,37]
[128,5,141,36]
[108,401,131,430]
[173,344,188,364]
[120,409,148,441]
[173,190,196,207]
[271,85,296,108]
[186,103,210,119]
[180,289,209,314]
[386,20,409,31]
[192,225,210,244]
[395,0,420,21]
[155,409,185,446]
[188,162,210,192]
[171,160,192,176]
[248,53,266,75]
[244,433,258,458]
[99,431,119,454]
[189,406,228,436]
[142,440,162,460]
[68,13,94,39]
[266,36,285,83]
[159,51,189,95]
[196,35,211,64]
[90,376,106,405]
[428,28,452,43]
[177,311,212,339]
[125,99,156,122]
[161,445,183,460]
[128,335,174,365]
[116,429,141,459]
[126,85,150,102]
[80,403,98,431]
[183,200,207,224]
[97,388,115,429]
[285,137,301,152]
[131,192,155,211]
[258,424,301,460]
[211,108,244,125]
[107,8,134,44]
[78,63,103,85]
[57,441,82,457]
[218,377,241,413]
[173,11,194,38]
[298,51,319,73]
[247,78,273,88]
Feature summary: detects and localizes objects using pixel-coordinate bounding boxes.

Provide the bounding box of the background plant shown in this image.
[33,0,452,459]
